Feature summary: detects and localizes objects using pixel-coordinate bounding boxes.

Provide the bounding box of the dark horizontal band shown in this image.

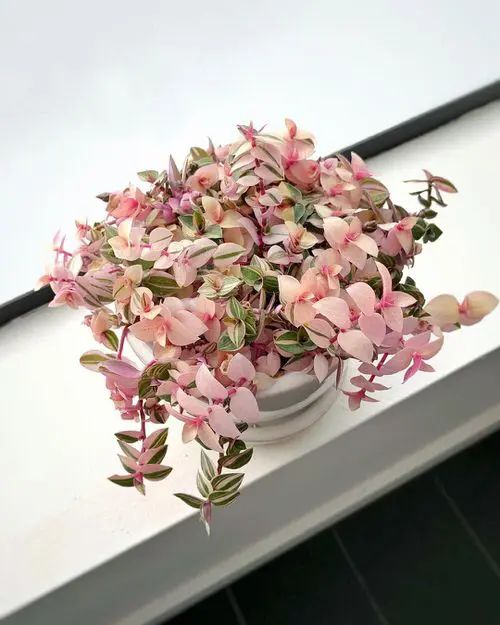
[1,79,499,327]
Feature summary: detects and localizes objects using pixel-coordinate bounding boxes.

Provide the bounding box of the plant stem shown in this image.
[117,326,129,359]
[369,352,389,382]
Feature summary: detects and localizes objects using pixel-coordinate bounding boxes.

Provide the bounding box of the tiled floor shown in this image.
[166,429,500,625]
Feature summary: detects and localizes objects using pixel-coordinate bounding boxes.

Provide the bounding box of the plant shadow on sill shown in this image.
[166,428,500,625]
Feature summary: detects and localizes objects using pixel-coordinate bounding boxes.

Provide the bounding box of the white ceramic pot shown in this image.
[127,334,344,443]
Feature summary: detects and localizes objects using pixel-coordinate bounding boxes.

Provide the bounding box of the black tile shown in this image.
[232,529,382,625]
[337,474,500,625]
[166,590,238,625]
[435,429,500,566]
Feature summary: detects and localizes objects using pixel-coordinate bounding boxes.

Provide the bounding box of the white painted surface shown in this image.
[1,102,500,622]
[1,0,500,303]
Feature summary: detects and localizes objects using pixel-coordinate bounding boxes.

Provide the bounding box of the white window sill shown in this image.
[1,102,500,624]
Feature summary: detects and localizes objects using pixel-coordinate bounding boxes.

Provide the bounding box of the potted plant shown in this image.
[38,119,497,532]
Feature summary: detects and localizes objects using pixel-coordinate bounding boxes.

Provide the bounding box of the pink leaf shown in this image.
[305,318,334,348]
[313,297,351,329]
[176,388,209,417]
[314,353,329,383]
[208,405,241,438]
[359,312,386,346]
[197,422,223,452]
[391,292,416,308]
[230,387,259,423]
[381,349,413,374]
[196,364,228,401]
[226,353,256,384]
[278,275,301,304]
[347,282,376,315]
[375,261,392,296]
[382,305,403,333]
[338,330,373,362]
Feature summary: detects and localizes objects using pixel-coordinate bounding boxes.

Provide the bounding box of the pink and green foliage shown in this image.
[39,120,497,532]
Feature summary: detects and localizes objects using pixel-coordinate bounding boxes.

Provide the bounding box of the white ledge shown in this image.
[1,102,500,624]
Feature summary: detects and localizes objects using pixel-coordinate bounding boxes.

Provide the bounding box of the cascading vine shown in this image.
[39,119,498,533]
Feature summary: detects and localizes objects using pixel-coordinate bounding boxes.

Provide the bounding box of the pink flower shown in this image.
[324,216,378,269]
[140,227,173,261]
[189,296,224,343]
[285,159,320,190]
[381,331,443,382]
[380,216,417,255]
[312,295,375,362]
[108,219,144,261]
[130,298,207,347]
[374,261,416,332]
[313,249,344,292]
[113,264,143,303]
[425,291,498,329]
[108,186,147,221]
[130,287,161,319]
[172,238,217,286]
[49,282,85,309]
[89,309,116,348]
[202,196,241,229]
[179,386,240,441]
[256,351,281,377]
[350,152,372,181]
[346,282,386,346]
[278,270,318,326]
[186,163,219,193]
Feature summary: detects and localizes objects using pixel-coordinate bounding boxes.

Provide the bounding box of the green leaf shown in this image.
[118,455,137,474]
[211,473,244,493]
[134,478,146,496]
[227,297,246,320]
[144,428,169,449]
[201,449,216,480]
[274,331,304,355]
[226,320,246,348]
[138,375,155,399]
[203,224,223,239]
[190,146,212,163]
[147,363,172,380]
[412,218,427,241]
[178,214,195,232]
[423,223,443,243]
[262,274,279,293]
[137,170,159,183]
[217,331,238,352]
[100,243,122,265]
[293,203,306,222]
[174,493,204,509]
[193,209,205,232]
[428,175,458,193]
[209,491,241,506]
[79,350,111,371]
[103,330,119,351]
[108,474,134,487]
[145,445,168,465]
[115,430,142,443]
[142,274,179,297]
[244,309,257,340]
[278,181,302,202]
[219,448,254,469]
[118,440,140,460]
[142,465,173,481]
[196,471,211,498]
[241,266,262,286]
[219,276,242,298]
[96,192,111,202]
[421,208,438,219]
